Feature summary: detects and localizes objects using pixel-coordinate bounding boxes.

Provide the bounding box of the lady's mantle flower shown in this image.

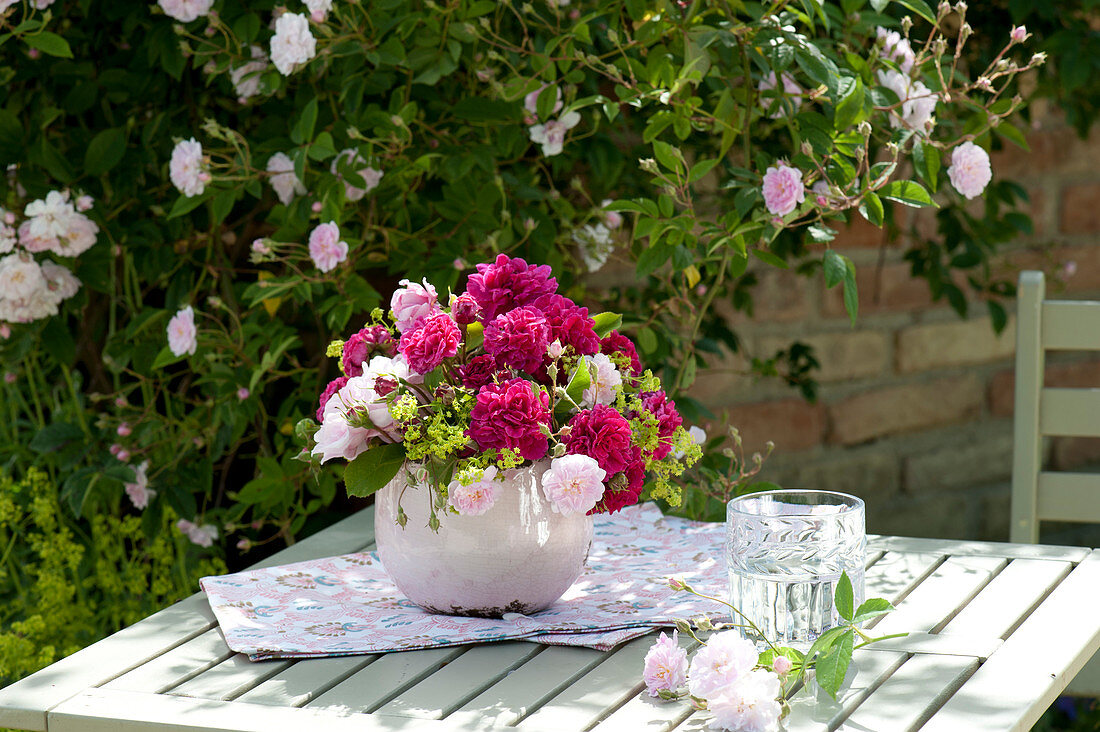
[308,221,348,273]
[169,138,209,197]
[947,141,992,200]
[448,466,499,516]
[642,631,689,697]
[706,669,782,732]
[390,278,441,333]
[158,0,214,23]
[484,306,551,374]
[640,390,683,460]
[125,461,157,510]
[467,378,551,460]
[177,519,219,548]
[528,111,580,157]
[331,148,382,201]
[167,305,198,356]
[761,162,805,216]
[270,12,316,76]
[266,152,306,206]
[687,631,758,700]
[541,454,606,515]
[398,312,461,375]
[581,353,622,408]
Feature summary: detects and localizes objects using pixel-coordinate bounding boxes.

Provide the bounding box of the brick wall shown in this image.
[686,104,1100,542]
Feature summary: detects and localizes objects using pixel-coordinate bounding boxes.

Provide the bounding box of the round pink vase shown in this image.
[374,459,595,617]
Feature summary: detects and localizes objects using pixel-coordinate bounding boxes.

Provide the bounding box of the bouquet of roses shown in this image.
[305,254,701,527]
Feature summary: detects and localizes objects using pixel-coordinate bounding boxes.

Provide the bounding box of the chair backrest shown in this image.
[1011,270,1100,543]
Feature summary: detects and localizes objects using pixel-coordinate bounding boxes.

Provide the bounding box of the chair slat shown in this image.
[1037,472,1100,523]
[1041,300,1100,351]
[1038,388,1100,437]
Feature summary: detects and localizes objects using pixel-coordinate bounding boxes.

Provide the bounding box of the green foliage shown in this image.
[0,468,225,686]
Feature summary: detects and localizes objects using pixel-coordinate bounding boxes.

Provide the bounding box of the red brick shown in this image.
[827,375,983,445]
[1060,182,1100,235]
[1051,437,1100,470]
[833,215,890,249]
[723,399,825,454]
[722,268,810,324]
[988,368,1015,418]
[758,330,890,382]
[989,123,1100,180]
[822,262,937,317]
[988,358,1100,418]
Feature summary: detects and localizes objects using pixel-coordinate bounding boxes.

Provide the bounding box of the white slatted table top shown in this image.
[1,507,1097,732]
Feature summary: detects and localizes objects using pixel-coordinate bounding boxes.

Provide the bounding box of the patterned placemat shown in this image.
[201,503,728,660]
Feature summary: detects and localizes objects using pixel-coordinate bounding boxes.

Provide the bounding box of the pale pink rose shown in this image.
[541,454,606,515]
[757,71,802,119]
[877,70,937,133]
[167,305,198,356]
[580,353,622,408]
[948,141,992,200]
[524,84,563,116]
[0,221,14,254]
[0,0,18,10]
[311,201,323,212]
[308,221,348,273]
[0,324,10,339]
[0,252,46,300]
[642,631,689,697]
[310,408,371,463]
[771,656,793,675]
[2,371,13,383]
[117,422,132,437]
[60,213,99,256]
[330,148,382,201]
[448,466,499,516]
[237,387,250,400]
[876,26,916,73]
[761,162,805,216]
[23,190,73,243]
[177,519,219,547]
[390,278,441,333]
[116,449,131,462]
[528,111,580,156]
[125,461,157,510]
[169,138,208,197]
[600,199,623,229]
[230,45,268,101]
[251,238,271,256]
[304,0,332,21]
[266,152,306,205]
[706,669,782,732]
[270,12,316,75]
[1011,25,1028,43]
[158,0,213,22]
[75,195,94,212]
[687,631,758,700]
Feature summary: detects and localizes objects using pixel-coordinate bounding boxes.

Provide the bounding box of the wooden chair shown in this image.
[1011,269,1100,695]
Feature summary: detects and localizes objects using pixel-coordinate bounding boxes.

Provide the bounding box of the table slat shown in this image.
[872,555,1005,636]
[515,636,653,732]
[863,551,944,607]
[446,646,608,728]
[234,655,377,707]
[377,642,542,720]
[168,654,293,701]
[781,649,908,732]
[837,654,978,732]
[306,647,465,713]
[100,629,232,694]
[921,551,1100,732]
[867,535,1088,562]
[940,558,1072,640]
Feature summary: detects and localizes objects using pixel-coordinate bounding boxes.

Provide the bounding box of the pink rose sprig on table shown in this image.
[644,574,903,732]
[303,254,702,530]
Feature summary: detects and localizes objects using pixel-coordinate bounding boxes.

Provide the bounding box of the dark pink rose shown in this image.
[600,330,642,376]
[461,354,501,390]
[465,254,558,320]
[596,445,646,514]
[483,306,551,374]
[398,312,462,375]
[533,294,599,356]
[640,390,683,460]
[342,325,395,377]
[563,405,634,476]
[467,378,551,460]
[316,376,348,421]
[451,292,482,326]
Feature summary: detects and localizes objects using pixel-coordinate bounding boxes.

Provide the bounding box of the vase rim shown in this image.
[726,488,864,517]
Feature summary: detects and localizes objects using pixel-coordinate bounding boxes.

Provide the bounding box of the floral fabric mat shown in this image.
[200,503,728,661]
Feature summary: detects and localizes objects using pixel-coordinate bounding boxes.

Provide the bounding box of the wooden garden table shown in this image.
[1,507,1097,732]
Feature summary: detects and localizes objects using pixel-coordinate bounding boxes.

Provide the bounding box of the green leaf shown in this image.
[29,422,84,453]
[823,250,845,289]
[842,256,859,326]
[344,443,407,498]
[859,191,884,226]
[805,625,847,666]
[808,225,837,243]
[997,123,1030,152]
[879,180,936,208]
[591,311,622,338]
[988,300,1008,334]
[870,0,888,10]
[834,77,865,131]
[912,140,941,193]
[25,31,73,58]
[83,127,127,176]
[211,189,236,225]
[565,361,592,405]
[167,190,212,219]
[835,571,854,621]
[688,158,719,184]
[893,0,936,23]
[41,316,76,365]
[852,597,895,624]
[679,357,697,390]
[652,140,685,176]
[815,630,855,699]
[751,248,788,269]
[152,344,186,369]
[637,326,658,355]
[291,97,319,145]
[758,646,806,668]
